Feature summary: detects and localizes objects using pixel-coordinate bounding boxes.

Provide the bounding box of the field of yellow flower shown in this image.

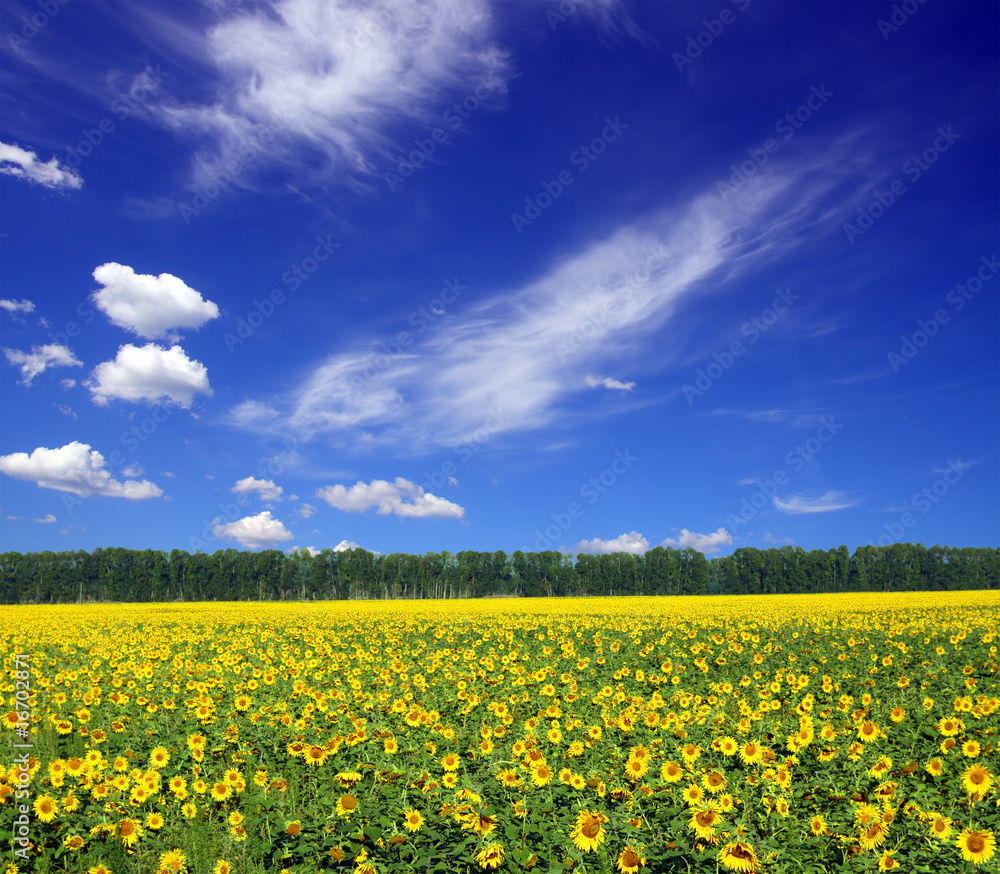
[1,591,997,874]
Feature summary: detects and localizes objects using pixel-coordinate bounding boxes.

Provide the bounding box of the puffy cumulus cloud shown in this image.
[333,539,361,552]
[0,141,82,190]
[662,527,733,555]
[585,375,635,391]
[88,343,212,408]
[572,531,649,554]
[213,511,294,549]
[0,441,163,499]
[156,0,509,191]
[232,476,283,501]
[34,514,57,524]
[0,298,35,314]
[773,491,858,514]
[3,344,81,385]
[91,263,219,340]
[316,477,464,519]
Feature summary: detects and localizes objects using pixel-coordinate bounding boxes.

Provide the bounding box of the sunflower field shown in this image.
[1,591,997,874]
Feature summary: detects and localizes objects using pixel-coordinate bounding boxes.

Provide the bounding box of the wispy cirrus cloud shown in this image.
[0,141,82,190]
[773,491,858,514]
[230,148,852,454]
[153,0,510,192]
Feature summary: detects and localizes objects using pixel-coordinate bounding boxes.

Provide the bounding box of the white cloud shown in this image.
[316,477,465,519]
[0,441,163,498]
[232,476,283,502]
[662,527,733,555]
[213,511,294,549]
[163,471,177,478]
[572,531,649,554]
[585,375,635,391]
[0,141,82,190]
[333,539,361,552]
[91,263,219,340]
[61,379,76,388]
[234,152,849,452]
[3,344,82,385]
[773,492,858,514]
[155,0,509,191]
[88,343,212,408]
[297,502,316,519]
[0,298,35,314]
[34,514,57,524]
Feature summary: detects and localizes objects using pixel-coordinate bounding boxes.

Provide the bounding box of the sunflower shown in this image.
[403,808,424,832]
[181,802,197,818]
[929,815,953,840]
[149,747,170,769]
[854,803,880,826]
[337,794,358,817]
[570,810,608,853]
[616,844,647,873]
[63,834,86,851]
[304,746,327,766]
[118,818,142,848]
[858,820,889,851]
[660,761,683,783]
[335,771,363,787]
[89,866,112,874]
[857,721,880,742]
[962,740,982,758]
[739,741,764,765]
[531,763,553,787]
[213,862,232,874]
[441,753,460,772]
[718,841,760,872]
[810,814,827,836]
[475,844,505,870]
[625,757,648,782]
[718,737,738,757]
[33,795,58,823]
[703,770,727,793]
[956,829,996,865]
[962,764,994,796]
[926,758,944,777]
[878,850,900,871]
[210,782,232,802]
[688,802,723,840]
[158,848,187,873]
[682,784,705,806]
[146,812,164,830]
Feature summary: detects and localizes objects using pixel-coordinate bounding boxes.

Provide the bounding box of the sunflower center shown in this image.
[968,836,984,853]
[342,795,357,810]
[583,817,601,837]
[622,849,639,866]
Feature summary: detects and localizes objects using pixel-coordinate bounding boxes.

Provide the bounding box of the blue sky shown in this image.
[1,0,997,558]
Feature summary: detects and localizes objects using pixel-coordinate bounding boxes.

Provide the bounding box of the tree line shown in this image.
[0,542,995,604]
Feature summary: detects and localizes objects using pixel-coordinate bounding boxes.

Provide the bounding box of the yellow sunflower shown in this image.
[962,764,994,796]
[956,829,996,865]
[570,809,608,852]
[718,841,760,872]
[616,844,647,873]
[475,844,505,870]
[337,794,358,817]
[403,808,424,832]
